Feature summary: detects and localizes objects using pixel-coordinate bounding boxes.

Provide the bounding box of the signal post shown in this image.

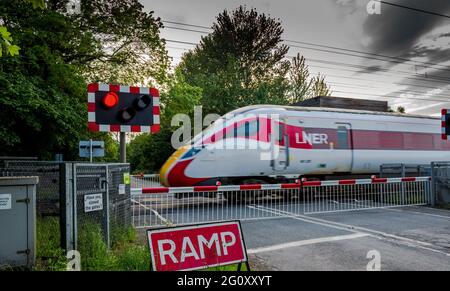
[87,83,160,162]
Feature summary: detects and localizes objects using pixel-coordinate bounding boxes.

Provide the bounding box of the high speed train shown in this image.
[160,105,450,187]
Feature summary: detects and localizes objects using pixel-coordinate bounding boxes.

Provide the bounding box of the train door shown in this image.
[334,123,353,173]
[271,119,289,172]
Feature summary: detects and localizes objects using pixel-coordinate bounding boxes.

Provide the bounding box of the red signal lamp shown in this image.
[102,92,119,108]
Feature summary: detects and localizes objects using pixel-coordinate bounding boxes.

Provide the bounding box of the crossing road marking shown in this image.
[251,205,450,257]
[248,233,369,254]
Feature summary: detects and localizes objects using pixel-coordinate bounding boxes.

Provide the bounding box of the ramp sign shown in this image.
[147,221,249,271]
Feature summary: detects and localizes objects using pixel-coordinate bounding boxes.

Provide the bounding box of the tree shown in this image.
[0,0,168,160]
[69,0,170,86]
[307,73,332,99]
[387,106,406,114]
[178,6,291,115]
[178,6,331,116]
[0,0,44,58]
[287,54,332,103]
[160,68,202,123]
[397,106,406,114]
[128,70,203,173]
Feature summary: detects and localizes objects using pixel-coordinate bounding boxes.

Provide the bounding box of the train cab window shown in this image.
[276,123,285,142]
[337,126,349,149]
[235,119,259,138]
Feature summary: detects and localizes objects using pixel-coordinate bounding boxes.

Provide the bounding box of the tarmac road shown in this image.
[241,206,450,271]
[133,196,450,270]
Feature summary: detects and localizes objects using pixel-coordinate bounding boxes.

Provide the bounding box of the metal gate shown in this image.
[431,162,450,205]
[64,163,131,250]
[302,177,432,214]
[131,176,433,228]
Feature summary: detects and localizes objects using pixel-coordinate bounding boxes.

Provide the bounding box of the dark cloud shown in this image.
[404,46,450,67]
[436,32,450,38]
[363,0,450,56]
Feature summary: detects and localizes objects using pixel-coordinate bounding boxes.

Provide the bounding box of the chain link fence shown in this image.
[75,164,109,249]
[107,164,132,243]
[0,159,132,253]
[0,160,62,216]
[130,174,161,188]
[431,162,450,205]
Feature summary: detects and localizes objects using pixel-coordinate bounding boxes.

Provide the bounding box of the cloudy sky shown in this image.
[141,0,450,116]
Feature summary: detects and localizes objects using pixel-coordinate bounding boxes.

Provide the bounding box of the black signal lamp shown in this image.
[134,94,152,111]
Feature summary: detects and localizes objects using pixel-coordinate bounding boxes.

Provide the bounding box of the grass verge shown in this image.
[36,218,250,271]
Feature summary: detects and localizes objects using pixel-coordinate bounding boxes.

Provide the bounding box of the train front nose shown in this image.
[159,145,189,186]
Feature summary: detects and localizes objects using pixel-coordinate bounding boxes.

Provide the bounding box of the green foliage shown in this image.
[73,0,170,85]
[128,6,333,174]
[178,6,331,116]
[161,68,203,122]
[179,6,291,115]
[388,106,406,114]
[128,70,202,173]
[128,126,174,173]
[113,243,150,271]
[0,0,167,160]
[35,218,242,271]
[76,222,150,271]
[24,0,45,9]
[35,217,67,271]
[288,55,332,102]
[77,222,117,270]
[0,0,44,58]
[0,26,20,57]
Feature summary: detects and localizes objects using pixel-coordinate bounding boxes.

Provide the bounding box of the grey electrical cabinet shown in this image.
[0,176,38,269]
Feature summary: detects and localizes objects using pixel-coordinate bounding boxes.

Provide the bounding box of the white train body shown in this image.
[160,105,449,186]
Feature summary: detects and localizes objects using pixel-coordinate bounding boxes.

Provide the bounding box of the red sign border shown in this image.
[146,220,249,271]
[443,109,449,140]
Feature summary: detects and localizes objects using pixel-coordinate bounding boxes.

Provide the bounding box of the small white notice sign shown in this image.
[84,193,103,212]
[0,194,12,210]
[118,184,126,195]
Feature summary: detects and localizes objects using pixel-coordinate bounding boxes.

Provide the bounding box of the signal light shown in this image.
[88,83,160,133]
[118,107,136,123]
[134,94,152,111]
[102,92,119,108]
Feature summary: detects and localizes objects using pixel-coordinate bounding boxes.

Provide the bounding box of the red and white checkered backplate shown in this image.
[443,109,449,140]
[87,83,160,133]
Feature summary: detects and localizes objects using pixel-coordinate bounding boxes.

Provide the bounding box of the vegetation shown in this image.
[35,217,151,271]
[128,6,331,173]
[1,2,330,172]
[35,217,66,271]
[0,0,168,160]
[35,217,247,271]
[179,6,331,115]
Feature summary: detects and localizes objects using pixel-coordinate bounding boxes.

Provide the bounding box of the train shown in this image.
[160,105,450,187]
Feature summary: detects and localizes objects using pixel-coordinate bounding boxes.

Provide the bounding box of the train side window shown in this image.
[337,126,349,149]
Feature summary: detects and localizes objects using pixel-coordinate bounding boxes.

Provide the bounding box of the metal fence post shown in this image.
[60,162,76,251]
[430,162,436,207]
[73,163,78,251]
[105,164,110,249]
